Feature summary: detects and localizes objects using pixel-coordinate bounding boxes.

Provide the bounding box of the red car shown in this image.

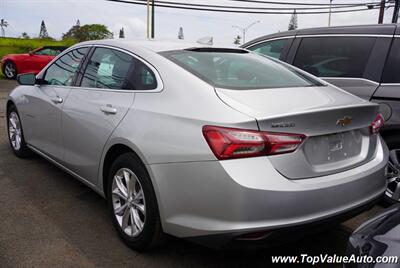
[1,46,67,79]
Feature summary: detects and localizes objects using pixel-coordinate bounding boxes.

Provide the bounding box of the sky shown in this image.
[0,0,397,46]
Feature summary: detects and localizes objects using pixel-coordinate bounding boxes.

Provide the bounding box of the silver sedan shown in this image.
[6,40,388,250]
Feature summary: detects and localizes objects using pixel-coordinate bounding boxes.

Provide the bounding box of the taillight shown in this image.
[370,114,384,135]
[202,125,305,160]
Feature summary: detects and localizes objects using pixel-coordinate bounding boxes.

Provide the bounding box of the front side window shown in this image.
[81,47,157,90]
[35,48,52,56]
[35,47,64,56]
[163,49,322,90]
[43,47,88,86]
[293,37,376,77]
[248,39,288,59]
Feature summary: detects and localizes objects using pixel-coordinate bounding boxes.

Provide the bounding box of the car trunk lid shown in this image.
[215,85,380,179]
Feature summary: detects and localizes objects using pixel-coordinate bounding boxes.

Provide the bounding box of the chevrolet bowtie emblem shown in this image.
[336,116,352,127]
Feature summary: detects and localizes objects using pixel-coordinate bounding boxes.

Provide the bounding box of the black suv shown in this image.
[243,24,400,204]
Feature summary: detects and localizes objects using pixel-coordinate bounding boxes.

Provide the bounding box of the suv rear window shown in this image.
[162,49,322,90]
[293,37,376,78]
[247,39,288,60]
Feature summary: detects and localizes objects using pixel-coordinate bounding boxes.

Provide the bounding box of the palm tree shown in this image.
[0,19,9,37]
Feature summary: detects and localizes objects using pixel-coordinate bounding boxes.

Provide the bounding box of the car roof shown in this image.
[75,39,214,53]
[243,23,400,48]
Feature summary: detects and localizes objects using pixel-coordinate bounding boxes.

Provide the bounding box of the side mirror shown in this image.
[17,73,37,85]
[28,51,33,56]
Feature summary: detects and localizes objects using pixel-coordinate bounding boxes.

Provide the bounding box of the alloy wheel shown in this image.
[4,62,16,78]
[385,149,400,202]
[8,112,22,151]
[111,168,146,237]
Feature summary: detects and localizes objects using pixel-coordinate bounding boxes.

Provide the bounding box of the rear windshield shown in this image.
[162,49,323,90]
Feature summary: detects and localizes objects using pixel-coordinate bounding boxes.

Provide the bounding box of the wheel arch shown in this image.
[2,59,17,73]
[6,99,15,115]
[381,129,400,149]
[101,142,149,199]
[100,141,167,237]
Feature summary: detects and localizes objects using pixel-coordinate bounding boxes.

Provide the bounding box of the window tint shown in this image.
[248,39,287,59]
[35,47,64,56]
[293,37,376,78]
[382,39,400,83]
[43,47,88,86]
[164,50,322,90]
[34,48,51,55]
[81,47,157,90]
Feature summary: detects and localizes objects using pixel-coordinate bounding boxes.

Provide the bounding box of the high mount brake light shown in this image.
[202,126,305,160]
[370,114,384,135]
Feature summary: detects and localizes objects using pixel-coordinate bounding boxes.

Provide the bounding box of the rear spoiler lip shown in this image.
[214,86,378,122]
[253,102,379,122]
[184,47,249,53]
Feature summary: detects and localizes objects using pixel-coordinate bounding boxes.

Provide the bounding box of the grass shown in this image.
[0,37,76,61]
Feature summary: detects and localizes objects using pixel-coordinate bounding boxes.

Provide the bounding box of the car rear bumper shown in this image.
[188,194,382,249]
[147,135,388,247]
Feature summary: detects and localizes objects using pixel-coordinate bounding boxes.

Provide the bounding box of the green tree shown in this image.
[62,20,81,41]
[288,10,298,31]
[63,23,113,42]
[178,27,184,40]
[39,20,49,38]
[1,18,9,37]
[119,27,125,39]
[20,32,30,39]
[233,35,241,45]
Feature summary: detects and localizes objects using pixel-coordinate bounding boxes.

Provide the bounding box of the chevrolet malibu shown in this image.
[6,40,388,250]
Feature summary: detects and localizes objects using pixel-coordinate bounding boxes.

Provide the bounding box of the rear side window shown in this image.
[247,39,288,59]
[163,50,322,90]
[382,39,400,83]
[293,37,376,78]
[43,47,88,86]
[81,47,157,90]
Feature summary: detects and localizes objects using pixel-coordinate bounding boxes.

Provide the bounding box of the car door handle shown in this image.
[100,105,117,115]
[51,96,63,104]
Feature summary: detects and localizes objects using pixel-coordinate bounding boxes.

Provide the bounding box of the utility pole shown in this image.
[151,0,155,38]
[328,0,333,27]
[378,0,385,24]
[378,0,386,23]
[393,0,400,23]
[232,20,260,44]
[147,0,155,39]
[147,0,150,38]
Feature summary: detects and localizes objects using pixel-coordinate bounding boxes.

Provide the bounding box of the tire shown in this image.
[107,153,165,250]
[3,61,17,79]
[6,105,32,158]
[383,135,400,205]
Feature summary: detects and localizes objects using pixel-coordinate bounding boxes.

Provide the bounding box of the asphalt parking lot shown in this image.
[0,79,385,267]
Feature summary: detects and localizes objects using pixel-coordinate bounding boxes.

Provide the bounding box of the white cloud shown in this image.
[111,18,147,39]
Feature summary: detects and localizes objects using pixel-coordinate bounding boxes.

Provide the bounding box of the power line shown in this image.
[111,0,380,10]
[228,0,388,6]
[106,0,390,14]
